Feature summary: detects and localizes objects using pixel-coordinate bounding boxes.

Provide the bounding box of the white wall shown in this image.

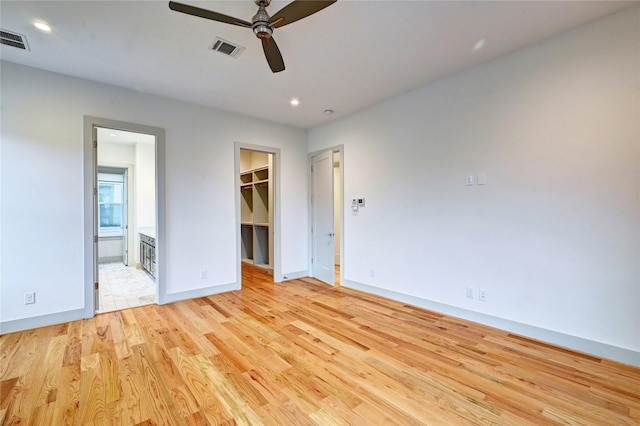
[100,140,135,164]
[309,7,639,363]
[136,141,155,230]
[0,61,308,329]
[98,238,123,263]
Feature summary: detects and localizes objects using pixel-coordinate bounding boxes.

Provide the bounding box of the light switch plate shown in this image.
[478,172,486,185]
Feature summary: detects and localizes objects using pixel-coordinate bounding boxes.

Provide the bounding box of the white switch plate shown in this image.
[465,175,474,186]
[478,172,486,185]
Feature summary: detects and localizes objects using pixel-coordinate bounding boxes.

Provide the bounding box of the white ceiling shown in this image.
[1,1,636,129]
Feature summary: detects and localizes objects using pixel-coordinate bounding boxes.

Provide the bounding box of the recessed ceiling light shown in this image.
[473,38,486,52]
[34,22,52,32]
[290,98,299,106]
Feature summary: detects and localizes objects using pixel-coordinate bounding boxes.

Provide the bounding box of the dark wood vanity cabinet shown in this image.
[140,232,156,279]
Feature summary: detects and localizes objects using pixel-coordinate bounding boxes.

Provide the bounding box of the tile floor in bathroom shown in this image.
[98,262,156,313]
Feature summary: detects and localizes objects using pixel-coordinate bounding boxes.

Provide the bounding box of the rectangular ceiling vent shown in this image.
[0,29,29,50]
[210,37,244,58]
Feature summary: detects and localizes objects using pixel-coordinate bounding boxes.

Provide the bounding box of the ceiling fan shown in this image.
[168,0,336,73]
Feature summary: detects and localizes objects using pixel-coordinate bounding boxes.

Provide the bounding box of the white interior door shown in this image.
[311,149,335,285]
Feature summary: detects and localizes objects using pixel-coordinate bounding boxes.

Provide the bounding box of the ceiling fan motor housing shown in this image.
[252,2,273,39]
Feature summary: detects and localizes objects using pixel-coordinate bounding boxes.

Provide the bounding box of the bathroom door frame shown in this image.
[83,116,166,317]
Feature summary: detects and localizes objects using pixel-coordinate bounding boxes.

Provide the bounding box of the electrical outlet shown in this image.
[200,270,207,279]
[465,175,474,186]
[24,292,35,305]
[479,288,487,302]
[466,287,475,299]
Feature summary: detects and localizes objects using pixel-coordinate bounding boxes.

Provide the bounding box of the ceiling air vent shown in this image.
[0,29,29,50]
[210,37,244,58]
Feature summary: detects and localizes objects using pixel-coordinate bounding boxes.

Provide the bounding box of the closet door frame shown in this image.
[234,142,281,284]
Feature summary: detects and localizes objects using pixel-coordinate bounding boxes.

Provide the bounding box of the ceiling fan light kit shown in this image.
[168,0,336,73]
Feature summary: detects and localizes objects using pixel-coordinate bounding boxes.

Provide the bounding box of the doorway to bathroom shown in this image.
[95,127,157,312]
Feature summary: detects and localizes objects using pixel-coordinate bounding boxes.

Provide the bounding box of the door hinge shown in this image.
[311,165,314,172]
[94,140,97,148]
[94,282,99,290]
[311,257,313,264]
[94,235,98,243]
[94,187,97,195]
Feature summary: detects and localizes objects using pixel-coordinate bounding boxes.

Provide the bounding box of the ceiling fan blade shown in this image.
[168,1,251,28]
[262,37,285,73]
[270,0,336,28]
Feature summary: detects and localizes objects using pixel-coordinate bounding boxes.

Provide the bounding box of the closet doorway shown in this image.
[236,144,281,286]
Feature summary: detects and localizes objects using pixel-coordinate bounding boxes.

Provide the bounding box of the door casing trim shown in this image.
[83,116,166,317]
[234,142,282,284]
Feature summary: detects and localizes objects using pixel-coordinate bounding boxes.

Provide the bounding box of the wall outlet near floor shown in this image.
[465,175,474,186]
[199,270,207,279]
[479,288,488,302]
[24,292,36,305]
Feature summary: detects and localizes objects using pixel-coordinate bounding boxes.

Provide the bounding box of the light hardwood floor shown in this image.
[1,264,639,425]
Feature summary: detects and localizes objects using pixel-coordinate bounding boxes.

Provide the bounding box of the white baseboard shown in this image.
[99,256,123,263]
[0,308,85,334]
[6,278,636,367]
[279,270,308,282]
[342,279,640,367]
[1,283,241,334]
[159,282,240,305]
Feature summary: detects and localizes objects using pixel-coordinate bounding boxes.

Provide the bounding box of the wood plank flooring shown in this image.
[1,264,639,425]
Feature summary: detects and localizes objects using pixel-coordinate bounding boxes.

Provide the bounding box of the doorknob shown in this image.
[325,232,335,237]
